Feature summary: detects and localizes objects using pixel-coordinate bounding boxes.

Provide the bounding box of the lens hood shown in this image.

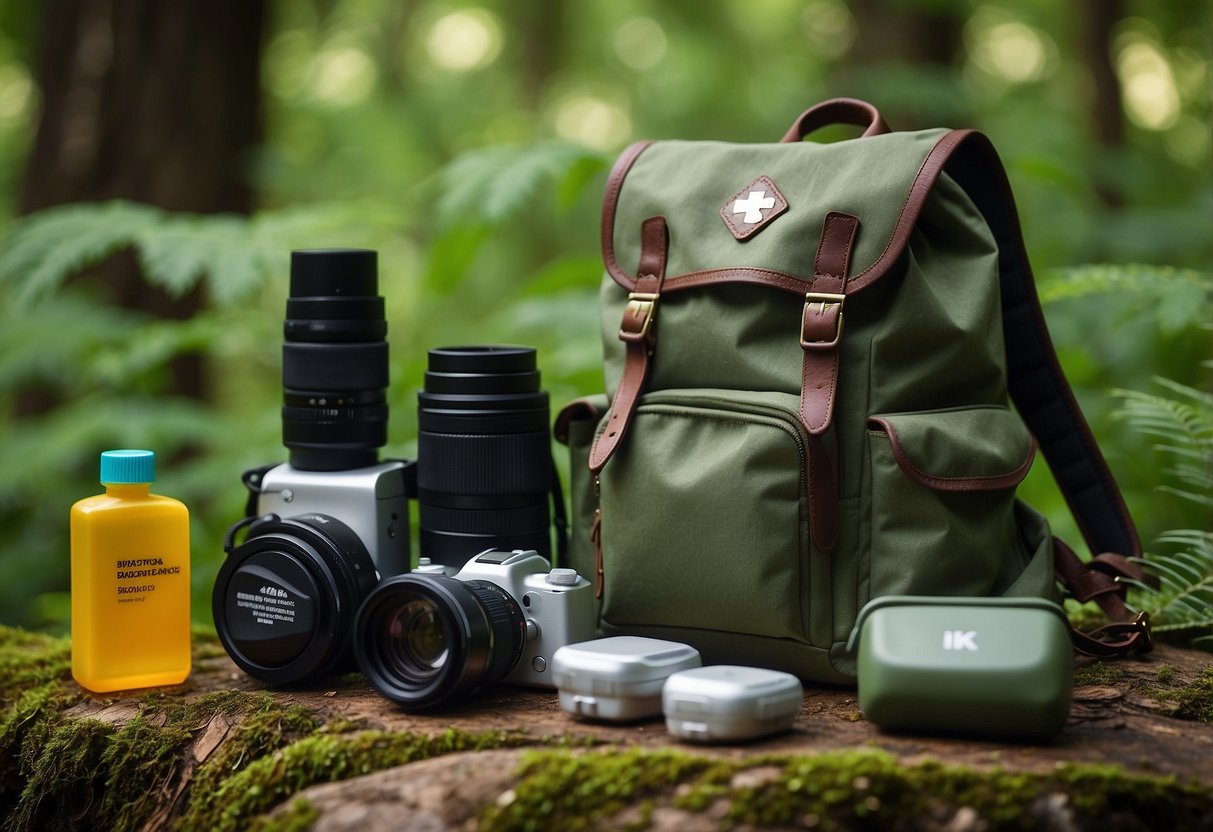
[213,513,378,685]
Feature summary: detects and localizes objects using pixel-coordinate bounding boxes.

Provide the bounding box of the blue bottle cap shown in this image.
[100,449,156,484]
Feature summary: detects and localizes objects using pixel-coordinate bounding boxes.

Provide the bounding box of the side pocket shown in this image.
[867,407,1037,600]
[555,395,609,580]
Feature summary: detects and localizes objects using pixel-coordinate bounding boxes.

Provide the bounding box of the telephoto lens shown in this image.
[353,573,528,711]
[282,249,388,471]
[417,346,554,565]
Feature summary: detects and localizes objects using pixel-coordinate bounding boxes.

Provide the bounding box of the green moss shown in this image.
[1151,667,1213,723]
[176,727,527,832]
[0,627,73,693]
[1073,661,1129,687]
[0,627,80,812]
[5,689,274,832]
[481,748,716,831]
[177,694,321,831]
[249,798,318,832]
[1155,664,1176,685]
[480,747,1213,832]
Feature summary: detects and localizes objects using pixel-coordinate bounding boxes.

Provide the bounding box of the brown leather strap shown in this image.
[780,98,891,143]
[797,212,858,552]
[799,212,858,436]
[1053,536,1154,656]
[589,216,669,473]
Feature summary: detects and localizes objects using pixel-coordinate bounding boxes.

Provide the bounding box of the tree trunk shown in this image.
[1080,0,1126,211]
[18,0,266,403]
[2,627,1210,831]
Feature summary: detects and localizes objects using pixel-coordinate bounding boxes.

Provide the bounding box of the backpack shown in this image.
[555,98,1153,682]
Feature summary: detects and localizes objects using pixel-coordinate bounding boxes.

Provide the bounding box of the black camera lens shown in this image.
[354,574,527,710]
[212,513,379,685]
[417,346,554,565]
[282,249,389,472]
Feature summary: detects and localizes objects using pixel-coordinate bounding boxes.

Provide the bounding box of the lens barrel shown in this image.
[283,249,388,472]
[354,574,527,710]
[417,346,553,565]
[212,514,379,685]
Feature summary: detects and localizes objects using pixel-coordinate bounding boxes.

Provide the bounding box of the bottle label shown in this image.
[115,557,182,602]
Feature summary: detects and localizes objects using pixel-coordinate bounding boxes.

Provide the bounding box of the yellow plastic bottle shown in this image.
[71,449,191,692]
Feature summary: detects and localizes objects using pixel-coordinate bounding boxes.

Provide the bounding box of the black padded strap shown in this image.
[941,131,1141,562]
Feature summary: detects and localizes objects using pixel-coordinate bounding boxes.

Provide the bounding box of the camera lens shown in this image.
[212,513,379,684]
[354,574,527,710]
[282,249,389,472]
[417,346,553,565]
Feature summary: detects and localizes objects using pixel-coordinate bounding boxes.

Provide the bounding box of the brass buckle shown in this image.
[620,292,659,342]
[800,292,845,349]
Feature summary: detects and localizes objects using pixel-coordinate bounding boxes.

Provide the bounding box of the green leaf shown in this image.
[434,142,606,230]
[0,201,161,305]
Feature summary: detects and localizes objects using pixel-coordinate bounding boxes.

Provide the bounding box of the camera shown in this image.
[353,549,595,711]
[213,249,413,685]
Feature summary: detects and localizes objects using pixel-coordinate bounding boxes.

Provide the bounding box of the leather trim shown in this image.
[868,415,1038,492]
[600,140,654,290]
[601,130,972,297]
[780,97,891,143]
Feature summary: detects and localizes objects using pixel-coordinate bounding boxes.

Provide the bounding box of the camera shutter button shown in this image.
[546,568,578,586]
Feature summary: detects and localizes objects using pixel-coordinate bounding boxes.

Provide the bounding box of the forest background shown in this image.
[0,0,1208,638]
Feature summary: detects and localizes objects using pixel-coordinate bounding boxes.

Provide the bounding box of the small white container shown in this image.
[663,665,803,742]
[551,636,702,722]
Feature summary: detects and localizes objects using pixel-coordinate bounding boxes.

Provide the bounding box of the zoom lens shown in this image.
[212,513,379,685]
[417,346,553,565]
[354,574,527,710]
[282,249,388,472]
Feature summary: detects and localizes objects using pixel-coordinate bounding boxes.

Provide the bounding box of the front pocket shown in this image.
[598,389,812,644]
[866,406,1037,601]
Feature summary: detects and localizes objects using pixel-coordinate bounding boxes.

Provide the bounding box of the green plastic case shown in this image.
[848,596,1073,738]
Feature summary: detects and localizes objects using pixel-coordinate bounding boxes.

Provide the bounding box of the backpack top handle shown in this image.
[780,97,892,143]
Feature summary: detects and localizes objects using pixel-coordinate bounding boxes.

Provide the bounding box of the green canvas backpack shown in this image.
[555,98,1152,682]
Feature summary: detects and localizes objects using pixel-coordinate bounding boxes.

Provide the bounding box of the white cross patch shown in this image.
[732,190,775,224]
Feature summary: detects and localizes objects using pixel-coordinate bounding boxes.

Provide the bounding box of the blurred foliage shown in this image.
[1116,380,1213,645]
[0,0,1209,630]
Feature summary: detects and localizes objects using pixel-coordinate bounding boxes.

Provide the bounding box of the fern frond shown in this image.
[1114,379,1213,510]
[1115,378,1213,643]
[0,201,161,304]
[1039,264,1213,334]
[0,200,409,309]
[434,141,608,229]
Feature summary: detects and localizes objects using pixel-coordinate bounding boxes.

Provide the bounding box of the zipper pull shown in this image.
[590,507,603,600]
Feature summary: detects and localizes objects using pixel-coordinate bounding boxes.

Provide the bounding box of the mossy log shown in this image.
[1,625,1210,831]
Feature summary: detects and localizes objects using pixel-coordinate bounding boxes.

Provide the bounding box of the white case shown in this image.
[663,665,803,742]
[551,636,702,722]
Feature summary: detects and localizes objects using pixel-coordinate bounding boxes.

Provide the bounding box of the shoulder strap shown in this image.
[940,130,1153,656]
